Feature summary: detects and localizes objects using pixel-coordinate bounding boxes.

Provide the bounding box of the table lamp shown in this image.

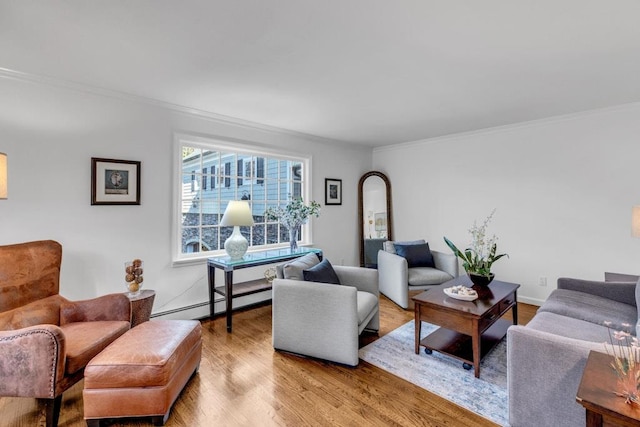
[0,153,7,200]
[220,200,254,260]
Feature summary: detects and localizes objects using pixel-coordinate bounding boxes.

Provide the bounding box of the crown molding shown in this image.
[0,67,356,149]
[374,101,640,153]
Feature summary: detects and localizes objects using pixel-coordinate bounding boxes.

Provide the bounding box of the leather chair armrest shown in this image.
[0,325,66,398]
[60,293,131,324]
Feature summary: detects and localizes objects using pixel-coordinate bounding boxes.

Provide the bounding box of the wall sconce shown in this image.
[0,153,7,200]
[632,206,640,237]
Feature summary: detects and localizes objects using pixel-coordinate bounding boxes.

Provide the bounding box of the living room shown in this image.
[2,1,640,426]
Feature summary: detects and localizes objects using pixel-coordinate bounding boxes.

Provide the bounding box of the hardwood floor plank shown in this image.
[0,295,537,426]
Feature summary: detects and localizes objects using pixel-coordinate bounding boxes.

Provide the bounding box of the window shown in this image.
[174,134,312,262]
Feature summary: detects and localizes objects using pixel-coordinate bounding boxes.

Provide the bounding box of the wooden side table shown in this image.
[576,350,640,427]
[128,289,155,327]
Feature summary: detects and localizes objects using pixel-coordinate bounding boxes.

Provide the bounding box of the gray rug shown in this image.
[359,321,508,426]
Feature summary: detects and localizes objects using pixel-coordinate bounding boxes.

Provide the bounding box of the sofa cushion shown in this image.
[282,253,321,281]
[356,291,378,326]
[394,243,435,268]
[303,259,341,285]
[538,289,636,331]
[84,320,201,389]
[407,267,454,286]
[60,321,130,374]
[383,239,425,255]
[525,311,612,343]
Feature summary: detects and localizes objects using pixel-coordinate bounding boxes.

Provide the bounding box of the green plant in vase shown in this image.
[444,209,508,286]
[265,196,320,251]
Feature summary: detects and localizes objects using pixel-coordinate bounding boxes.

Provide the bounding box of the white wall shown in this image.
[373,104,640,305]
[0,76,372,318]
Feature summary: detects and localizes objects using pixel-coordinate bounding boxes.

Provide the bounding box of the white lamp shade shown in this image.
[220,201,254,226]
[0,153,6,199]
[632,206,640,237]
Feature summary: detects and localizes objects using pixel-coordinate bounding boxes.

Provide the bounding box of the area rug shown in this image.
[359,321,508,426]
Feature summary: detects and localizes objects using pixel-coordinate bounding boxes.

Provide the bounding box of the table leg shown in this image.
[585,409,603,427]
[225,270,233,333]
[207,264,216,318]
[512,291,518,325]
[472,320,481,378]
[414,304,421,354]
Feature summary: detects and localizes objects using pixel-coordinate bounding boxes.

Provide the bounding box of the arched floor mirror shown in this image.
[358,171,393,267]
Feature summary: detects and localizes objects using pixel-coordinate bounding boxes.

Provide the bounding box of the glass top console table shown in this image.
[207,247,323,332]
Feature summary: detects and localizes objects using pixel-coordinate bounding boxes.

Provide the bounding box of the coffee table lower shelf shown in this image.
[419,318,511,367]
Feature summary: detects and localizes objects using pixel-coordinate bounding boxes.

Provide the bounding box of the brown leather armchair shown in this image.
[0,240,131,427]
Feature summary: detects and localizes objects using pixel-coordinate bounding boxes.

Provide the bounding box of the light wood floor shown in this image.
[0,296,537,427]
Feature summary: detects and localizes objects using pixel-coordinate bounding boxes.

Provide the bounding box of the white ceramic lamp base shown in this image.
[224,226,248,260]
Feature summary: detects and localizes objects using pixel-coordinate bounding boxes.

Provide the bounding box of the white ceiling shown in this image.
[2,1,640,147]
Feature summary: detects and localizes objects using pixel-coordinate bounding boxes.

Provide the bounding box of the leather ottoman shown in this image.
[83,320,202,426]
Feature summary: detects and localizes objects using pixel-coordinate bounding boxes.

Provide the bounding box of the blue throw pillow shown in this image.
[394,242,435,268]
[303,259,341,285]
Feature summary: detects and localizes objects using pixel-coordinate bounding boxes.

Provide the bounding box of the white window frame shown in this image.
[172,132,314,265]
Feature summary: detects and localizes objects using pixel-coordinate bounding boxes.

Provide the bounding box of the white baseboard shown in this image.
[151,290,272,320]
[517,295,544,306]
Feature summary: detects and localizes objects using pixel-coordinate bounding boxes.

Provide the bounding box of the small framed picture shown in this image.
[325,178,342,205]
[91,158,141,205]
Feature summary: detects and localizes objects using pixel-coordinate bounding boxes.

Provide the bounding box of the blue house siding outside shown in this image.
[180,147,303,254]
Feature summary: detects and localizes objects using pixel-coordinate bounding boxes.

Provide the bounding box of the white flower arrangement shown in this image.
[604,321,640,404]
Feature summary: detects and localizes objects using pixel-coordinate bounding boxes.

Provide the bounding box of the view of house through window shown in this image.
[177,138,309,260]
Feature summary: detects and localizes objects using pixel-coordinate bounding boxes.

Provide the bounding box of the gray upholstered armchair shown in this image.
[272,253,379,366]
[378,239,458,309]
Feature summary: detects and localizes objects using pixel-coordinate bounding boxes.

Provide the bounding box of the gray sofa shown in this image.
[507,273,639,427]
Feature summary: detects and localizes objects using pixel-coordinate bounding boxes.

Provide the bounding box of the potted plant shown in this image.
[443,210,508,286]
[265,196,321,250]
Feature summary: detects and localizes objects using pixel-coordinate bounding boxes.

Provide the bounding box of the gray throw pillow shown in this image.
[303,258,341,285]
[282,253,321,280]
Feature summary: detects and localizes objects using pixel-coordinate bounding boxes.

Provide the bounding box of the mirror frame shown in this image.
[358,171,393,267]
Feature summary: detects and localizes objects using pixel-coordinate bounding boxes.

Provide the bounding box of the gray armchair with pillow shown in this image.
[378,239,458,309]
[272,253,379,366]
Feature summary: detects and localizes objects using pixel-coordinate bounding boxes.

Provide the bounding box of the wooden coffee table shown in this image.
[576,350,640,427]
[412,276,519,378]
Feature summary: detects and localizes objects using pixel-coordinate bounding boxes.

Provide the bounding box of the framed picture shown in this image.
[91,158,141,205]
[374,212,387,238]
[325,178,342,205]
[374,212,387,231]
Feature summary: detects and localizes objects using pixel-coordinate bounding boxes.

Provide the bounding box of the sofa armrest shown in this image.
[557,277,636,307]
[334,265,378,296]
[431,250,458,278]
[272,279,360,366]
[0,325,66,398]
[60,293,132,324]
[507,325,606,427]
